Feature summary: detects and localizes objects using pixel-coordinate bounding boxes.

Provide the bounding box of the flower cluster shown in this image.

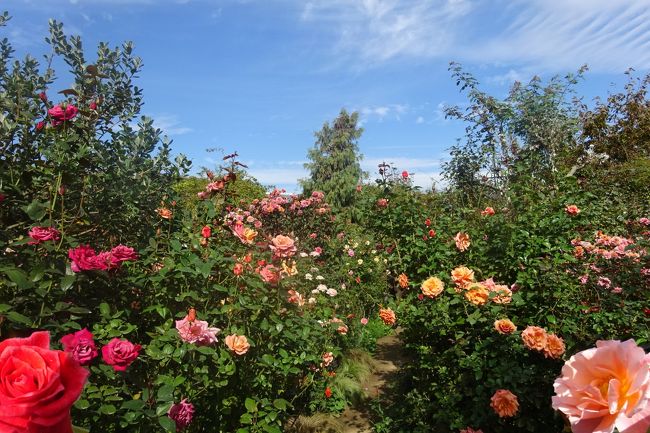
[449,267,512,305]
[60,328,140,371]
[68,244,138,272]
[521,326,565,359]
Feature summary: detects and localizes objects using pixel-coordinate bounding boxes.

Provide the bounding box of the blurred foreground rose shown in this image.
[552,339,650,433]
[0,331,88,433]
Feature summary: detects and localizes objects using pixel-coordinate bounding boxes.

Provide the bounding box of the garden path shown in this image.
[339,329,407,433]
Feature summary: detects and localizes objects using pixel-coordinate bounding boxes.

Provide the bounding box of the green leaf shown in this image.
[72,426,90,433]
[23,200,48,221]
[99,303,111,318]
[240,413,253,424]
[272,399,288,411]
[3,269,33,289]
[158,415,176,432]
[121,400,146,411]
[244,398,257,412]
[99,404,116,415]
[6,311,32,326]
[60,275,75,291]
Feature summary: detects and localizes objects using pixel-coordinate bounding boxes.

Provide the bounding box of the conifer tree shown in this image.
[300,109,365,210]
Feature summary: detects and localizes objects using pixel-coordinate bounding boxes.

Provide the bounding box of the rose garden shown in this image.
[1,13,649,433]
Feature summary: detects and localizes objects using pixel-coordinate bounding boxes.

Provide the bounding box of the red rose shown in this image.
[36,121,45,131]
[60,328,98,366]
[324,387,332,398]
[68,245,101,272]
[201,226,211,238]
[0,331,88,433]
[0,193,6,203]
[28,226,61,245]
[424,218,431,227]
[102,338,141,371]
[401,170,409,179]
[89,101,97,110]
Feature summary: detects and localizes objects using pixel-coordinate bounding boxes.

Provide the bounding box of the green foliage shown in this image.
[300,109,365,212]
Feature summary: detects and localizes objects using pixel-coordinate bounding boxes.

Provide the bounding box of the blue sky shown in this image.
[4,0,650,191]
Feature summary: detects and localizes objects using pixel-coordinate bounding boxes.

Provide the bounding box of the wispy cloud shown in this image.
[358,103,409,124]
[298,0,650,72]
[152,114,193,136]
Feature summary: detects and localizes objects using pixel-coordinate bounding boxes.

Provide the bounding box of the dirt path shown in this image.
[339,330,407,433]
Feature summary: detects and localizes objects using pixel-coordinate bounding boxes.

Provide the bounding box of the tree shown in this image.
[300,109,365,210]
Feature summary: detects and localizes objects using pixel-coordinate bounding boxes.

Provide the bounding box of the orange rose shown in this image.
[421,277,444,298]
[451,266,475,290]
[543,333,565,359]
[454,232,471,252]
[224,334,250,355]
[397,273,409,289]
[521,326,547,351]
[490,389,519,418]
[464,284,489,306]
[494,319,516,334]
[379,308,396,326]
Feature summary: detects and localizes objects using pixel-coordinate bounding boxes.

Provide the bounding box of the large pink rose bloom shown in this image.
[175,316,221,346]
[552,339,650,433]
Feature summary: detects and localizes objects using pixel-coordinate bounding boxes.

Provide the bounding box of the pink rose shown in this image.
[109,244,138,263]
[376,198,388,208]
[101,338,141,371]
[60,328,98,366]
[28,226,61,244]
[68,245,100,272]
[175,315,221,345]
[360,318,368,325]
[552,339,650,433]
[48,104,78,126]
[640,217,650,226]
[0,331,88,433]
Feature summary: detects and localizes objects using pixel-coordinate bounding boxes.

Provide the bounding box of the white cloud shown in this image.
[358,103,410,124]
[152,114,193,136]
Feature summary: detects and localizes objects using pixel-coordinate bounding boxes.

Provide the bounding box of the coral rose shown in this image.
[259,264,280,285]
[60,328,98,366]
[464,284,489,306]
[481,207,495,216]
[157,207,173,219]
[269,234,297,258]
[101,338,141,371]
[421,276,444,298]
[225,334,250,355]
[490,389,519,418]
[494,319,517,335]
[552,339,650,433]
[565,205,581,216]
[454,232,471,252]
[521,326,548,351]
[201,225,211,238]
[379,307,397,326]
[0,331,89,433]
[451,266,475,289]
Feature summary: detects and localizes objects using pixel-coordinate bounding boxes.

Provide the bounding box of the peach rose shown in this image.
[379,308,396,326]
[451,266,475,290]
[490,389,519,418]
[552,339,650,433]
[397,273,409,289]
[494,319,517,335]
[454,232,471,252]
[269,235,297,258]
[521,326,547,351]
[543,333,565,359]
[481,207,495,216]
[421,277,444,298]
[232,222,257,244]
[224,334,250,355]
[490,285,512,304]
[464,284,489,306]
